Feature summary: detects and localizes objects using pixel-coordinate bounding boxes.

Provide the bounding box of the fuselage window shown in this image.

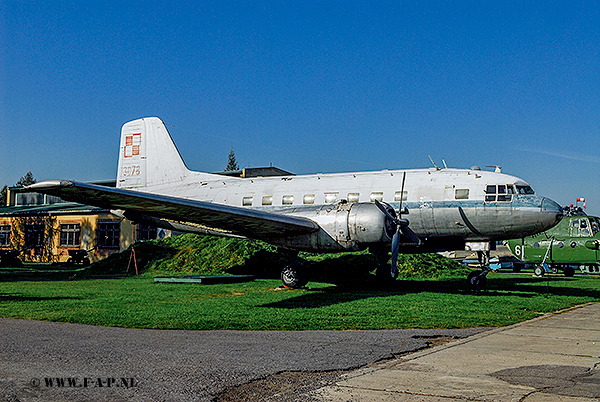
[370,192,384,202]
[394,191,407,202]
[242,196,253,206]
[455,189,469,199]
[347,193,360,203]
[324,192,338,204]
[303,194,315,205]
[262,196,273,206]
[282,195,294,205]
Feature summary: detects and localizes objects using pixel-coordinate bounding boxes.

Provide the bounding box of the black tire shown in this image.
[280,265,307,288]
[467,271,487,290]
[563,266,575,277]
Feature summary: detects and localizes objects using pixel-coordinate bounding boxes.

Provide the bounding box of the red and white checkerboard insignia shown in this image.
[124,133,141,158]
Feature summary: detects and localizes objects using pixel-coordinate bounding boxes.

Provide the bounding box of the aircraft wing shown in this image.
[27,181,320,239]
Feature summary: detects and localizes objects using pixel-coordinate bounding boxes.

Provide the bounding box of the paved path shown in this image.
[0,319,483,401]
[312,303,600,401]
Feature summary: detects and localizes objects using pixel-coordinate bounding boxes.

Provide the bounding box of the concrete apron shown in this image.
[312,303,600,401]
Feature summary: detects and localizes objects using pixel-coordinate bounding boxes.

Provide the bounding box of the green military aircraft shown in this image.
[505,200,600,277]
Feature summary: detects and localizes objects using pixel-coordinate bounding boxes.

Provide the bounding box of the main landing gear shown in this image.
[280,263,308,288]
[279,250,308,289]
[467,250,491,291]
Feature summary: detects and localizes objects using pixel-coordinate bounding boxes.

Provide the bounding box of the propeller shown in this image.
[374,172,421,279]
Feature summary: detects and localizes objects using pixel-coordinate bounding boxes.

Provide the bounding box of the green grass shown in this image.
[0,274,598,330]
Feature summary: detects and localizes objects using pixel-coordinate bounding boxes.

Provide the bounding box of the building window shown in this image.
[303,194,315,205]
[60,224,80,247]
[96,221,120,249]
[282,195,294,205]
[24,223,45,248]
[0,225,10,246]
[137,224,157,241]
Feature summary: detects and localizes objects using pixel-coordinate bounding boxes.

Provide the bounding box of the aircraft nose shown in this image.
[541,197,563,225]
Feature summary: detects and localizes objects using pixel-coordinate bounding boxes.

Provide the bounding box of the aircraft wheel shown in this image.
[467,271,487,291]
[533,266,544,277]
[563,266,575,277]
[281,264,307,289]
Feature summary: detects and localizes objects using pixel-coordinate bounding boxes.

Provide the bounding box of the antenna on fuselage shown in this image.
[486,165,502,173]
[428,155,441,170]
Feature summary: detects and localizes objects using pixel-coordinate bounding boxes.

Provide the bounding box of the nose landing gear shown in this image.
[467,250,491,291]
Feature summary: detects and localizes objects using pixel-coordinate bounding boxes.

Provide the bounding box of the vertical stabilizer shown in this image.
[117,117,190,189]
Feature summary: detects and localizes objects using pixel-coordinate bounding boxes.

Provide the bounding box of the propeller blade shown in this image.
[400,225,422,246]
[391,228,400,278]
[374,199,398,223]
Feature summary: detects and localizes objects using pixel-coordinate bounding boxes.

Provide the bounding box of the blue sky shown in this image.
[1,1,599,214]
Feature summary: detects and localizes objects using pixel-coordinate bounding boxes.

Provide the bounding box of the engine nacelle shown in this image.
[271,202,397,252]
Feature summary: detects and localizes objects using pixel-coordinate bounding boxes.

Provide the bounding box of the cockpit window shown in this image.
[590,218,600,235]
[516,185,535,195]
[484,184,513,202]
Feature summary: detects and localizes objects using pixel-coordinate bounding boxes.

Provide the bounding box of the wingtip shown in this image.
[25,180,73,190]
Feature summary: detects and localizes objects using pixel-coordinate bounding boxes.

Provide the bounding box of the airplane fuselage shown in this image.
[136,166,563,252]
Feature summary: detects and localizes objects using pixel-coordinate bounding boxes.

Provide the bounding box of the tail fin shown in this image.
[117,117,190,189]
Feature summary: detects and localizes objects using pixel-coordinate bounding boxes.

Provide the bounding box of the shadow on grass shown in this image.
[260,275,600,310]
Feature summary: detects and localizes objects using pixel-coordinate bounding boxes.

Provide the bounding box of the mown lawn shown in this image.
[0,273,598,330]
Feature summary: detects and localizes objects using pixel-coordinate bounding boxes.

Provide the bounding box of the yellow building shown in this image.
[0,187,163,264]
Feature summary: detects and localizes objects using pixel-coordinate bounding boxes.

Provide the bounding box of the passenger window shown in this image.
[324,193,338,204]
[498,185,506,194]
[394,191,407,201]
[303,194,315,205]
[262,196,273,206]
[370,192,384,202]
[282,195,294,205]
[242,196,253,206]
[347,193,360,203]
[455,189,469,199]
[486,185,496,194]
[507,185,516,194]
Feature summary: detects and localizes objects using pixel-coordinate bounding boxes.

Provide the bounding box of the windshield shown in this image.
[590,217,600,235]
[516,185,535,195]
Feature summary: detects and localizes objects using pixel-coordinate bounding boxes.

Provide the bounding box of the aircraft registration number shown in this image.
[122,165,141,177]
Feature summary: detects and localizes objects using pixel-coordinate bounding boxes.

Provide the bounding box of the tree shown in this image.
[16,171,36,187]
[1,171,36,206]
[225,147,239,172]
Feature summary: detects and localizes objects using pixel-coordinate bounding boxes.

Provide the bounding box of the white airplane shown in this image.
[28,117,563,289]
